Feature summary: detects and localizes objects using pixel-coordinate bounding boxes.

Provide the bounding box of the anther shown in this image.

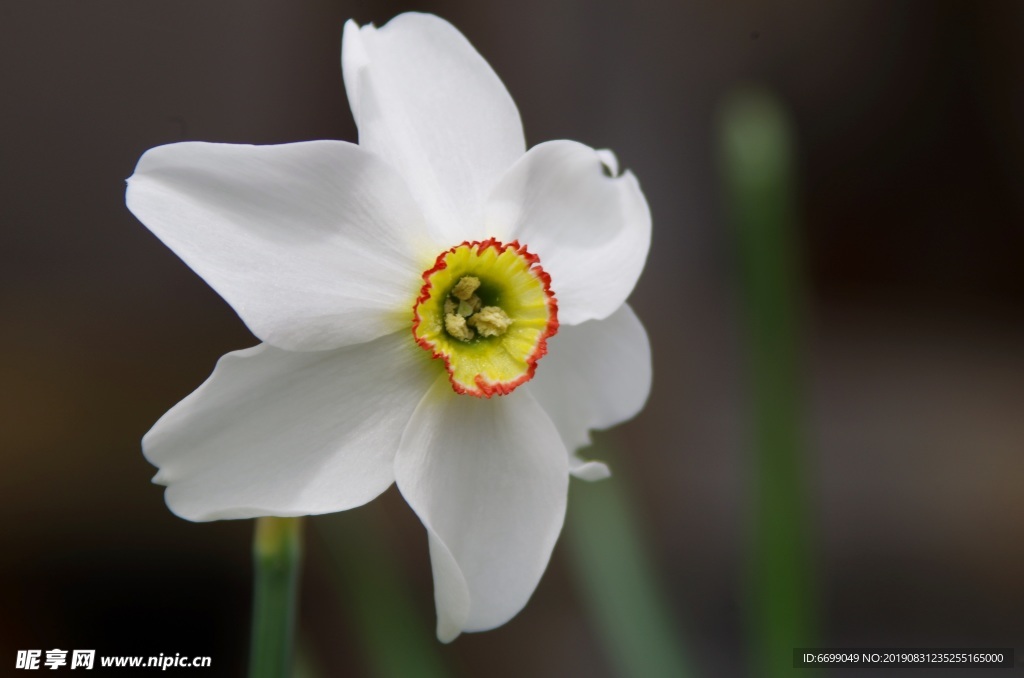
[467,306,512,337]
[451,276,480,301]
[444,313,474,342]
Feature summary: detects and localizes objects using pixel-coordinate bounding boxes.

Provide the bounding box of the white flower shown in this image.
[126,13,651,641]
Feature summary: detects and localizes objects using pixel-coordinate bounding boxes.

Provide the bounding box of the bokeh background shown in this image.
[2,1,1022,676]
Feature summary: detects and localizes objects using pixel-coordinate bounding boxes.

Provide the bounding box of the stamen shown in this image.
[468,306,512,337]
[442,277,512,342]
[451,276,480,301]
[444,313,474,342]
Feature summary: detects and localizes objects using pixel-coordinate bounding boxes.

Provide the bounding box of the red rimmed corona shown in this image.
[412,238,558,397]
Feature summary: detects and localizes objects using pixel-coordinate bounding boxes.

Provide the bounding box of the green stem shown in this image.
[250,516,303,678]
[719,88,817,677]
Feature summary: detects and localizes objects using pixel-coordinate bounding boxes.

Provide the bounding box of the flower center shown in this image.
[412,239,558,398]
[441,275,513,342]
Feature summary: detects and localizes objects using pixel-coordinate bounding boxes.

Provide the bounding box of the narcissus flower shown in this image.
[127,12,651,641]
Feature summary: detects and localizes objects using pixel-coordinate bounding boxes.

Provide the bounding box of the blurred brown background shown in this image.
[2,1,1022,676]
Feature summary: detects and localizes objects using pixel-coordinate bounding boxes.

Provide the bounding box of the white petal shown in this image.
[127,140,431,351]
[144,332,437,521]
[527,304,651,478]
[486,140,651,325]
[595,148,620,177]
[343,14,525,242]
[569,458,612,481]
[395,377,569,641]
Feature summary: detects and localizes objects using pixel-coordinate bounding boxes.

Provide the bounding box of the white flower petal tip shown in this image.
[486,140,652,326]
[595,148,620,177]
[342,13,525,242]
[570,457,612,481]
[428,533,471,643]
[396,379,569,638]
